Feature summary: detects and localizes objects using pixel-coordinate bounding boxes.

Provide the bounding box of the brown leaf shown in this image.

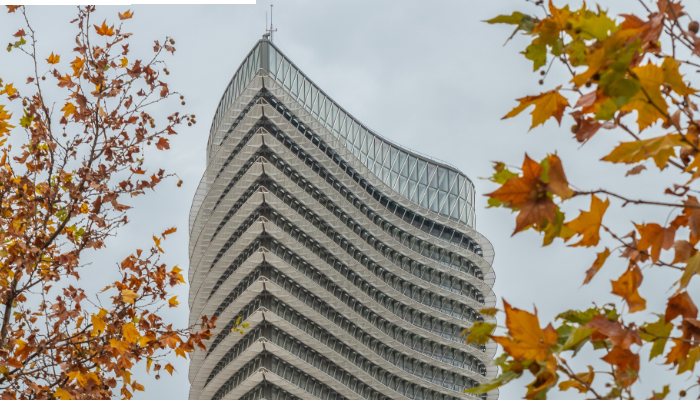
[584,248,611,285]
[584,315,642,349]
[611,265,646,313]
[672,240,696,264]
[636,223,675,263]
[666,291,698,322]
[13,29,25,37]
[625,165,647,176]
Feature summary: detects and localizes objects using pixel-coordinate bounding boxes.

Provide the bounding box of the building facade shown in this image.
[188,37,497,400]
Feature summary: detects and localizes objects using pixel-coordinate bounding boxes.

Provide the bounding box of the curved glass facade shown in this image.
[208,41,476,228]
[190,37,497,400]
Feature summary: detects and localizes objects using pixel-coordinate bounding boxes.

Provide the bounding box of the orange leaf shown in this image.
[46,52,60,64]
[565,195,609,247]
[601,346,640,375]
[162,227,177,237]
[491,300,558,362]
[118,10,134,20]
[544,154,573,200]
[168,296,179,308]
[583,247,611,285]
[486,154,542,207]
[61,103,76,118]
[70,57,84,77]
[122,322,140,343]
[611,265,646,313]
[503,86,569,130]
[164,363,175,375]
[155,137,170,150]
[513,197,557,235]
[6,6,21,13]
[54,388,73,400]
[94,20,115,36]
[636,223,675,263]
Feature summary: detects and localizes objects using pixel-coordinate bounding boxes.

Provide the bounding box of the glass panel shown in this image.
[408,181,417,201]
[398,152,407,176]
[428,188,438,211]
[269,46,278,76]
[418,161,428,185]
[449,171,458,195]
[390,147,399,172]
[427,164,437,188]
[419,185,427,208]
[438,168,448,191]
[399,176,407,195]
[408,156,418,180]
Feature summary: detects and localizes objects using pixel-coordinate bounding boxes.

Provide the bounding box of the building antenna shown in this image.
[266,4,277,42]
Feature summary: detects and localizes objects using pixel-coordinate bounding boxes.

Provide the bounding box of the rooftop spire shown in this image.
[264,4,277,42]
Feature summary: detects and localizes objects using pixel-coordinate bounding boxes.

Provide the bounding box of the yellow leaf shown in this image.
[571,47,607,87]
[168,296,179,308]
[122,322,140,343]
[174,347,188,359]
[55,388,73,400]
[0,83,17,97]
[94,20,115,36]
[611,265,647,313]
[491,300,558,362]
[122,370,132,385]
[164,363,175,375]
[565,195,609,247]
[153,235,163,253]
[120,57,128,68]
[121,289,138,304]
[75,316,84,330]
[118,10,134,20]
[68,370,87,387]
[46,52,60,64]
[622,63,667,131]
[91,314,106,336]
[61,103,76,118]
[503,86,569,130]
[80,202,89,213]
[109,338,130,354]
[131,382,145,391]
[146,358,153,373]
[602,134,688,169]
[98,308,108,318]
[138,335,151,347]
[662,57,695,96]
[70,57,85,77]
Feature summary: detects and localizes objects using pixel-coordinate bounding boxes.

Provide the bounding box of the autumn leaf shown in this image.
[46,52,60,64]
[120,57,128,68]
[565,195,609,247]
[603,134,688,169]
[70,57,84,77]
[611,266,646,313]
[94,20,115,36]
[661,57,695,96]
[162,227,177,237]
[486,155,543,208]
[0,83,17,97]
[122,322,140,343]
[91,314,106,336]
[636,223,675,263]
[583,247,611,284]
[155,137,170,150]
[118,10,134,20]
[121,289,138,304]
[164,364,175,375]
[601,346,640,375]
[621,63,668,131]
[6,5,21,13]
[665,291,698,322]
[679,252,700,290]
[54,388,73,400]
[13,29,25,37]
[61,103,76,118]
[543,153,573,200]
[640,315,673,360]
[503,86,569,130]
[153,235,163,253]
[465,321,496,345]
[558,365,594,393]
[491,300,558,362]
[168,296,179,308]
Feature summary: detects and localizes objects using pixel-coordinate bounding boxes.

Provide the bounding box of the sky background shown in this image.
[1,1,699,399]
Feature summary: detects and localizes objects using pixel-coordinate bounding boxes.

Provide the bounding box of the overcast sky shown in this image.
[1,1,699,399]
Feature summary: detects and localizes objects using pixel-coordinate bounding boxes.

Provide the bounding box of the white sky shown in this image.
[1,1,699,399]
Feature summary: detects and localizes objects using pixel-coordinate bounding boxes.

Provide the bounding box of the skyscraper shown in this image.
[188,36,497,400]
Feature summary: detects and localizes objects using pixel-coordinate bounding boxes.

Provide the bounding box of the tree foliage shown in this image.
[0,6,216,400]
[469,1,700,399]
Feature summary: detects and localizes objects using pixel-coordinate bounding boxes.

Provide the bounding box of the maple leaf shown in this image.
[583,247,611,285]
[46,52,60,64]
[0,83,17,97]
[565,195,609,247]
[94,20,115,36]
[621,63,668,131]
[155,137,170,150]
[57,74,76,88]
[168,296,179,308]
[6,5,20,13]
[70,57,84,77]
[486,154,543,207]
[61,103,76,118]
[121,289,138,304]
[164,364,175,375]
[665,291,698,322]
[603,134,688,169]
[120,57,128,68]
[661,57,695,96]
[54,388,73,400]
[640,314,673,360]
[491,300,558,362]
[118,9,134,20]
[153,235,164,253]
[91,314,106,336]
[558,366,594,393]
[543,153,573,200]
[162,227,177,237]
[0,105,15,136]
[13,29,25,37]
[611,265,646,313]
[680,252,700,290]
[636,223,675,263]
[503,86,569,130]
[601,346,640,375]
[122,322,140,343]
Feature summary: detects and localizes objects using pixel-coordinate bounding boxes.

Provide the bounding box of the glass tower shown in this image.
[188,36,497,400]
